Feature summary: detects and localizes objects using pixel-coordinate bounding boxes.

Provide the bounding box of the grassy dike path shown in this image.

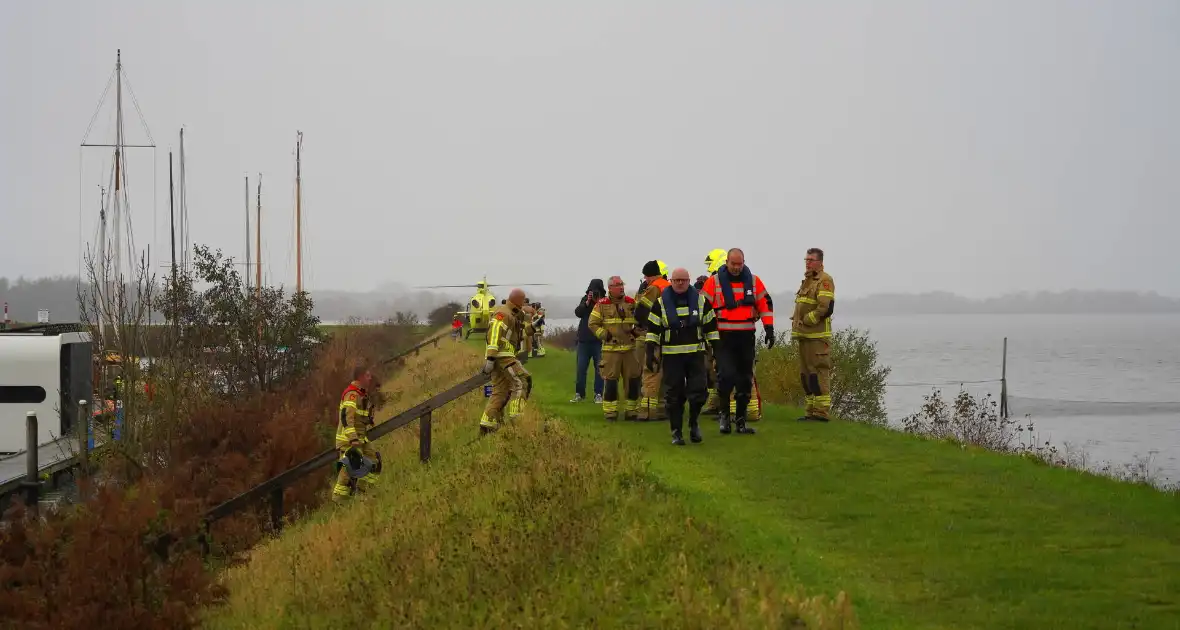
[525,348,1180,630]
[201,340,856,629]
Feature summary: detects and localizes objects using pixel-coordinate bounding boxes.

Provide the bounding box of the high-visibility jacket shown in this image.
[633,277,671,329]
[792,270,835,340]
[701,269,773,333]
[485,303,524,359]
[644,287,720,355]
[588,295,639,352]
[335,381,373,449]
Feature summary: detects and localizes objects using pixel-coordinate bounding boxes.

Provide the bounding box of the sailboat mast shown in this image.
[178,127,187,271]
[255,173,262,297]
[169,151,176,276]
[97,186,107,339]
[295,131,303,294]
[112,49,123,288]
[245,174,251,293]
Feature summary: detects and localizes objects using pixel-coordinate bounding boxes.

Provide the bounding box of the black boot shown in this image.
[672,429,686,446]
[735,414,756,434]
[669,405,685,445]
[719,412,732,434]
[688,402,703,443]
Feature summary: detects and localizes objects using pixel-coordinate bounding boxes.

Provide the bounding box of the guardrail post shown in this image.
[270,485,284,533]
[199,519,211,557]
[76,399,90,479]
[419,410,432,463]
[23,412,39,514]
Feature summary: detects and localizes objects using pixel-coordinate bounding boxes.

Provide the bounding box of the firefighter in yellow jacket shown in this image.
[792,247,835,421]
[588,275,642,421]
[632,260,670,421]
[333,365,380,500]
[479,289,532,434]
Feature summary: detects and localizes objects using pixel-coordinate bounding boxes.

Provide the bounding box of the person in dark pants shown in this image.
[699,248,774,435]
[572,278,606,403]
[644,267,719,446]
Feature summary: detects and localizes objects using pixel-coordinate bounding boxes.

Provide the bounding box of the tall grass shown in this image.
[203,341,858,629]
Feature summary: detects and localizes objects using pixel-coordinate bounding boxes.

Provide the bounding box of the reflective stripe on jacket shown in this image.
[588,296,639,351]
[485,304,522,358]
[701,271,773,332]
[791,270,835,339]
[335,381,372,448]
[644,290,720,355]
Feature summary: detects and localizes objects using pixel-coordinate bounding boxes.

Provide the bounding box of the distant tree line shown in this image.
[5,275,1179,321]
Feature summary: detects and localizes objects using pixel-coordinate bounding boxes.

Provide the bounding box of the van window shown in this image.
[0,386,47,404]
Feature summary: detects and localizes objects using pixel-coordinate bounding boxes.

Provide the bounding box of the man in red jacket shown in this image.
[699,248,774,435]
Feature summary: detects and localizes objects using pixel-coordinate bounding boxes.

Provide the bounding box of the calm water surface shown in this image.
[549,313,1180,484]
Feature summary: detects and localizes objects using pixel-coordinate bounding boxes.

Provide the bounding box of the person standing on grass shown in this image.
[572,278,606,403]
[700,248,774,435]
[644,267,719,445]
[792,247,835,421]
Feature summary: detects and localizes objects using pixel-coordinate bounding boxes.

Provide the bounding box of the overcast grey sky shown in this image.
[2,1,1178,298]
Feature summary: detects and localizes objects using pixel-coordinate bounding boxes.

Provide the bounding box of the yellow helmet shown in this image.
[705,249,726,274]
[657,260,668,277]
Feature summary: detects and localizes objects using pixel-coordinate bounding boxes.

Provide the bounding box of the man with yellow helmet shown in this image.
[632,260,671,421]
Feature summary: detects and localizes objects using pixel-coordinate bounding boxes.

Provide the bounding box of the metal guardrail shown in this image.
[2,328,452,520]
[160,338,525,558]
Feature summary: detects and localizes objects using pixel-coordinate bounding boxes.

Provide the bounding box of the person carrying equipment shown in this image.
[479,288,532,434]
[792,247,836,421]
[332,365,381,500]
[530,302,547,357]
[644,267,719,445]
[632,260,671,421]
[588,275,642,421]
[700,248,773,435]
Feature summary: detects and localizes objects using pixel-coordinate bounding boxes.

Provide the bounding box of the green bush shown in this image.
[756,327,890,425]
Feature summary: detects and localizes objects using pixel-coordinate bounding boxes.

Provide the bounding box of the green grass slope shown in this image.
[202,341,856,629]
[525,348,1180,630]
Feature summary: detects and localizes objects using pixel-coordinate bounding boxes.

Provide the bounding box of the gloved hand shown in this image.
[764,325,775,348]
[482,358,495,374]
[710,341,720,358]
[602,330,614,343]
[645,343,658,372]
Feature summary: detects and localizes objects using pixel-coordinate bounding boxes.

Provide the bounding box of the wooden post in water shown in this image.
[1000,337,1009,419]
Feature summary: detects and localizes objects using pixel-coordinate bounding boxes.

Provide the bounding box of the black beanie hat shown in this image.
[642,260,661,277]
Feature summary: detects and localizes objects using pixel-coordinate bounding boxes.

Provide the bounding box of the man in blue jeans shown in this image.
[572,278,606,403]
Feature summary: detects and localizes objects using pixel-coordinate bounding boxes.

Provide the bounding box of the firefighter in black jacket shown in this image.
[644,267,720,446]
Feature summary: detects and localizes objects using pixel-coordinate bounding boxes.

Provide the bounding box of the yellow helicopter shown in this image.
[416,276,549,338]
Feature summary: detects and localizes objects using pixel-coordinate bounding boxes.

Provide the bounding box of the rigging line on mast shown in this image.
[78,66,117,145]
[118,67,157,146]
